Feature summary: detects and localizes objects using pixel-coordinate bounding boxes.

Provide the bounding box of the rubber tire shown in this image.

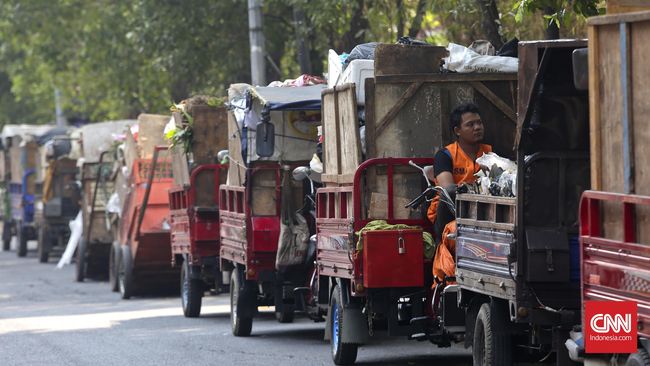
[37,226,50,263]
[230,269,253,337]
[17,224,27,257]
[472,302,512,366]
[75,238,87,282]
[275,306,295,323]
[626,349,650,366]
[2,221,12,251]
[330,285,358,365]
[181,259,203,318]
[109,242,120,292]
[118,245,134,299]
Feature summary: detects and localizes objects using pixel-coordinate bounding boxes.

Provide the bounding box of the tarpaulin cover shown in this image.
[229,84,325,112]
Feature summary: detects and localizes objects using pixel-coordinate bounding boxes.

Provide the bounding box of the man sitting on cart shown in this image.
[428,102,491,240]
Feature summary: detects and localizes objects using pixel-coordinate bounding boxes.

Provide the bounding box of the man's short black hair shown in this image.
[450,102,480,132]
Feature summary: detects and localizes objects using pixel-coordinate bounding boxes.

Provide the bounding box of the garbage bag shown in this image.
[275,213,310,270]
[444,43,518,73]
[345,42,379,66]
[57,211,83,269]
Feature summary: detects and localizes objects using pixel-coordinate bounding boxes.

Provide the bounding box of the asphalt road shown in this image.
[0,242,472,366]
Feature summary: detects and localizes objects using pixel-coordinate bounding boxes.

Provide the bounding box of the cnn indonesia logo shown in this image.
[585,301,638,354]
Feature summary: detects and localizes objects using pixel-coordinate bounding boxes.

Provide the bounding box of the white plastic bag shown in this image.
[57,211,83,269]
[445,43,518,73]
[476,152,517,173]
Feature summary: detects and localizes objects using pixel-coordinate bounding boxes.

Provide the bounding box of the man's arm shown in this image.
[433,149,455,189]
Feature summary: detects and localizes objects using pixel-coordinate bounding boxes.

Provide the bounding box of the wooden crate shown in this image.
[171,106,228,186]
[321,83,362,185]
[456,194,516,232]
[588,11,650,242]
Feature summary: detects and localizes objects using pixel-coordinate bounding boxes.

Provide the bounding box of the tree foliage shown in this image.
[0,0,600,126]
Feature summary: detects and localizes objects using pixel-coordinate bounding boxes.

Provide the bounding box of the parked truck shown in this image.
[167,99,229,317]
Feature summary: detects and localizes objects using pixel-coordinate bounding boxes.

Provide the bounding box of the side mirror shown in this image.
[292,166,311,181]
[217,150,229,164]
[256,108,274,157]
[572,48,588,91]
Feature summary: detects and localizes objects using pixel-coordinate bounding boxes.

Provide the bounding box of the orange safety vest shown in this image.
[427,142,492,223]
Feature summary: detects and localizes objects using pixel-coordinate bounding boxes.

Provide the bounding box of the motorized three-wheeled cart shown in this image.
[111,114,177,299]
[220,84,325,336]
[167,101,229,317]
[76,120,134,281]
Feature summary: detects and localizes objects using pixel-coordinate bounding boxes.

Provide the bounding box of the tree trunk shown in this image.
[408,0,427,38]
[475,0,504,49]
[544,7,560,39]
[342,0,369,51]
[293,6,312,74]
[397,0,405,39]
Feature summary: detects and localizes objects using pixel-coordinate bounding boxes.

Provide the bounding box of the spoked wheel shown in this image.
[118,245,134,299]
[2,221,12,251]
[16,224,27,257]
[472,302,512,366]
[181,259,203,318]
[75,238,87,282]
[330,285,358,365]
[109,241,120,292]
[37,226,50,263]
[230,268,253,337]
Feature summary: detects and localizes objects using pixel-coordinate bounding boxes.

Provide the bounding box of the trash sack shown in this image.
[57,211,83,269]
[345,42,379,66]
[432,220,457,283]
[275,213,310,270]
[476,152,517,173]
[444,43,518,73]
[496,37,519,58]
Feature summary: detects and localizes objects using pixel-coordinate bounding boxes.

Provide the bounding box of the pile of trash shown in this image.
[472,152,517,197]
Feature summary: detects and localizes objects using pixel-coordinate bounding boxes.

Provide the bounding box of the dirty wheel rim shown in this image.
[181,263,189,311]
[332,300,340,356]
[231,276,238,328]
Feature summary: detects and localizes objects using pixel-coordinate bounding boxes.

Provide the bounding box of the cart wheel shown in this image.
[75,238,87,282]
[181,259,203,318]
[37,226,50,263]
[275,304,294,323]
[230,269,253,337]
[109,241,120,292]
[472,302,512,366]
[2,221,12,251]
[330,285,358,365]
[17,224,27,257]
[118,245,134,299]
[626,349,650,366]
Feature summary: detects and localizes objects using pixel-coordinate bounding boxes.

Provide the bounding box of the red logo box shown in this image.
[584,301,637,353]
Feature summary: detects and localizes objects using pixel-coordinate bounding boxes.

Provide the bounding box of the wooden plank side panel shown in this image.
[322,91,339,181]
[337,86,362,179]
[598,24,625,242]
[631,20,650,242]
[588,25,602,191]
[227,112,245,187]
